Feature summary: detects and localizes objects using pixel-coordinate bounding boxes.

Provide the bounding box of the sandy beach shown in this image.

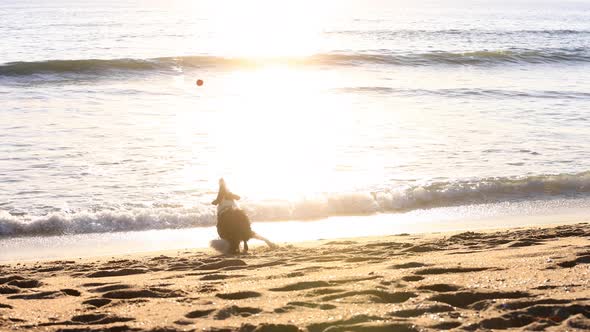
[1,222,589,331]
[4,1,590,331]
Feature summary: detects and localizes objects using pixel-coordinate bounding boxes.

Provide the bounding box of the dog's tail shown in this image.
[252,232,278,249]
[210,238,231,254]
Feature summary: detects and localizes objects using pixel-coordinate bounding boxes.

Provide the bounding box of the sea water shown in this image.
[1,0,590,259]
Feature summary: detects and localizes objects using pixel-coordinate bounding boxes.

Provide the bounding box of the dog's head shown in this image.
[212,178,240,205]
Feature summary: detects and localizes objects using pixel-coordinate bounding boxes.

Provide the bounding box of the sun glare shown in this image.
[171,1,375,202]
[213,66,352,199]
[204,0,323,57]
[174,65,356,201]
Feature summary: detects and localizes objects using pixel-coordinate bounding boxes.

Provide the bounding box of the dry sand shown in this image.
[1,222,590,331]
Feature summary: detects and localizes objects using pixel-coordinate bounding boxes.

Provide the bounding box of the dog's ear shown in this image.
[227,192,240,200]
[213,179,227,205]
[219,178,227,191]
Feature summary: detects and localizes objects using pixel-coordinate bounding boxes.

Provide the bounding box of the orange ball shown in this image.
[196,79,204,86]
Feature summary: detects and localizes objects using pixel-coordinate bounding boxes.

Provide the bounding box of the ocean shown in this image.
[2,0,590,260]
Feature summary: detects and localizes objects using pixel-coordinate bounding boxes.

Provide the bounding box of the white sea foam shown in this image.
[2,171,589,238]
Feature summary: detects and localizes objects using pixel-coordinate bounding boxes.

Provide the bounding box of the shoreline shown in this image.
[1,202,589,263]
[1,222,590,331]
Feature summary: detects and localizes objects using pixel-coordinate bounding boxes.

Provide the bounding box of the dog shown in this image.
[211,178,276,254]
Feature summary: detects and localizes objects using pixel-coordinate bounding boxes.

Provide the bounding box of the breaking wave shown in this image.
[1,171,589,238]
[1,48,590,77]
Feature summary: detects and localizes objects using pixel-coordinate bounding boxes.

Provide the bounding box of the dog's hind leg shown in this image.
[243,240,249,253]
[229,240,240,254]
[252,232,278,249]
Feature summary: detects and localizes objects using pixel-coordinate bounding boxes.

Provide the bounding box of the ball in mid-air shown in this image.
[196,79,204,86]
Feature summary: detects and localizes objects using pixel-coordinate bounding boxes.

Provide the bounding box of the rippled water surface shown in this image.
[1,0,590,237]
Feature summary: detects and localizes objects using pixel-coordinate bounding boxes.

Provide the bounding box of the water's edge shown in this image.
[2,199,588,262]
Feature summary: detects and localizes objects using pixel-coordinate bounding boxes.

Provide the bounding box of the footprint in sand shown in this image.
[101,287,183,299]
[0,285,21,294]
[290,302,336,310]
[185,308,216,319]
[556,255,590,268]
[566,315,590,330]
[6,279,42,288]
[247,260,288,269]
[390,262,429,269]
[89,284,133,293]
[343,256,383,263]
[280,272,306,278]
[323,240,358,245]
[274,302,336,313]
[429,321,462,330]
[36,266,65,273]
[417,284,462,292]
[0,276,26,284]
[81,282,115,287]
[69,313,134,325]
[507,239,545,247]
[17,313,134,328]
[198,259,247,271]
[239,323,302,332]
[214,305,263,320]
[60,289,81,296]
[271,276,380,292]
[389,304,455,317]
[429,291,531,308]
[200,274,246,281]
[216,291,262,300]
[470,304,590,330]
[414,266,490,275]
[82,298,112,308]
[307,315,417,332]
[270,281,332,292]
[363,241,412,250]
[198,284,219,293]
[8,291,65,300]
[86,268,148,278]
[304,288,346,297]
[320,290,416,304]
[403,243,440,253]
[401,275,424,282]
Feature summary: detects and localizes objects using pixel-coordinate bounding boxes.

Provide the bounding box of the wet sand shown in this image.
[1,222,590,331]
